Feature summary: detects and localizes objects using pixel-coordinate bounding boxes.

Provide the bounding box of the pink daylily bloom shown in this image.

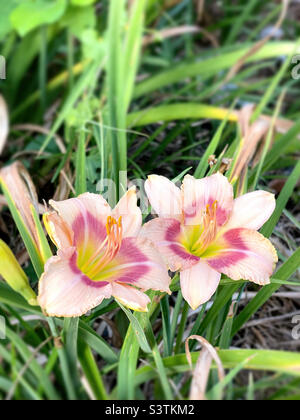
[38,187,171,317]
[142,173,278,310]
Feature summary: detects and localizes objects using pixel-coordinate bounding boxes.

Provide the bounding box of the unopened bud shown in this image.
[0,240,37,305]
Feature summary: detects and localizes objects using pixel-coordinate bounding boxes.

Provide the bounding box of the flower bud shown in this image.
[0,240,37,306]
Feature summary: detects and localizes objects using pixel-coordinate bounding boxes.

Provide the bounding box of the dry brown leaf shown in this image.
[230,105,270,183]
[0,194,6,207]
[185,335,225,400]
[143,25,219,48]
[0,193,44,214]
[0,162,40,246]
[261,115,298,136]
[195,0,205,22]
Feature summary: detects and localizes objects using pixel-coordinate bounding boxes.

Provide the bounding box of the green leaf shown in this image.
[71,0,96,6]
[261,160,300,238]
[0,183,44,277]
[5,326,59,400]
[194,108,232,179]
[40,57,105,153]
[0,0,18,41]
[252,119,300,179]
[30,205,52,262]
[134,41,298,98]
[75,131,87,195]
[118,302,152,354]
[135,349,300,387]
[107,0,127,199]
[251,91,284,189]
[0,377,13,393]
[198,284,241,336]
[11,0,67,37]
[207,355,254,400]
[123,0,147,111]
[78,342,108,400]
[225,0,259,45]
[160,295,172,357]
[143,314,173,400]
[60,4,96,38]
[77,322,118,364]
[0,283,40,314]
[127,103,238,127]
[63,317,81,397]
[47,318,78,400]
[117,325,140,399]
[219,313,234,350]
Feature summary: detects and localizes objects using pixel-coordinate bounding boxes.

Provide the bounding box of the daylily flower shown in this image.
[142,173,278,310]
[38,187,171,317]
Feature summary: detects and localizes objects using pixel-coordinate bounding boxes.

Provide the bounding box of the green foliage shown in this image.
[0,0,18,41]
[0,0,299,401]
[11,0,67,37]
[71,0,96,6]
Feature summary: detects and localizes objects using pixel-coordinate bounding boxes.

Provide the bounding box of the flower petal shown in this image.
[43,212,74,249]
[205,228,278,285]
[182,173,233,226]
[112,187,142,237]
[223,190,276,231]
[111,282,151,312]
[38,248,112,317]
[114,237,171,293]
[145,175,182,220]
[141,218,199,271]
[50,194,111,267]
[50,193,111,231]
[180,261,221,310]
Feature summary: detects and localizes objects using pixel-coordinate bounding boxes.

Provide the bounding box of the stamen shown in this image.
[190,201,218,255]
[84,216,123,279]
